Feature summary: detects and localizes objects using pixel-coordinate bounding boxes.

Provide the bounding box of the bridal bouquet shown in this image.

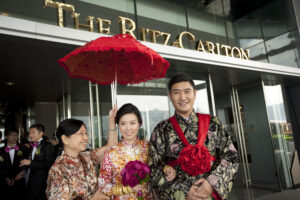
[121,160,150,200]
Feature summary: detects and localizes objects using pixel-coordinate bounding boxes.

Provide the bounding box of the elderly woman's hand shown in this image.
[91,190,110,200]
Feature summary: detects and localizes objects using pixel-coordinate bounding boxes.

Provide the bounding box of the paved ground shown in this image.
[256,188,300,200]
[228,186,300,200]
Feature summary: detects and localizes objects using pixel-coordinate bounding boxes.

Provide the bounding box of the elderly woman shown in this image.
[46,107,118,200]
[98,103,152,200]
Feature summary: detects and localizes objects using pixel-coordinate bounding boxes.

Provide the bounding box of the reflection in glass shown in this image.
[263,83,295,188]
[117,78,169,141]
[186,0,228,44]
[136,0,186,45]
[265,31,300,68]
[194,80,210,114]
[116,77,210,141]
[117,95,169,141]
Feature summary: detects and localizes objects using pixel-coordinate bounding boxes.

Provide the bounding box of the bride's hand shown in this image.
[132,184,143,193]
[108,105,118,125]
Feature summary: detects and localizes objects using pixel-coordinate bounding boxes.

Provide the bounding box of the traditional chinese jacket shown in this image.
[148,111,239,200]
[98,139,152,200]
[46,150,100,200]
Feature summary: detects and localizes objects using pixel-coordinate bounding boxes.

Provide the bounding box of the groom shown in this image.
[149,74,239,200]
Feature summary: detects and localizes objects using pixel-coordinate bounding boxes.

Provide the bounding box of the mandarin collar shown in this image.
[175,110,197,124]
[121,138,139,148]
[62,150,80,164]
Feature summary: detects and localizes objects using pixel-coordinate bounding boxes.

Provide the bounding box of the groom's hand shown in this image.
[187,178,213,200]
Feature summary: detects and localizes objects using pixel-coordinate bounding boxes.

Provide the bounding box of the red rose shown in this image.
[177,145,211,176]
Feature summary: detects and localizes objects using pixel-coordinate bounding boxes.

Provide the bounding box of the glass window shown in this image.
[0,0,135,35]
[135,0,187,46]
[229,0,300,68]
[117,79,170,141]
[263,82,295,188]
[186,0,228,44]
[265,31,300,68]
[233,19,263,49]
[64,0,135,34]
[247,42,268,63]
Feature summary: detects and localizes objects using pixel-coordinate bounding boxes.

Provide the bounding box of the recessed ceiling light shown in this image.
[5,82,16,86]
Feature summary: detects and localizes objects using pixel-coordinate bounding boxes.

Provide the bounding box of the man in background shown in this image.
[20,124,55,200]
[0,128,29,200]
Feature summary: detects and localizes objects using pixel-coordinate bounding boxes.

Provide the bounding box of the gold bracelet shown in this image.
[112,186,117,195]
[118,186,123,195]
[112,185,122,196]
[127,186,132,193]
[122,186,128,194]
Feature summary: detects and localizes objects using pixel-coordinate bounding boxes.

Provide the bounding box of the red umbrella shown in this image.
[58,34,170,104]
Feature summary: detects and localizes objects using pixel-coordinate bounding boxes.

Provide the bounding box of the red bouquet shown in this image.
[121,160,150,200]
[178,144,212,176]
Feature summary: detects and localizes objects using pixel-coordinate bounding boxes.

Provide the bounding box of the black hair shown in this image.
[4,128,18,137]
[30,124,45,133]
[115,103,142,125]
[56,118,86,148]
[168,73,196,91]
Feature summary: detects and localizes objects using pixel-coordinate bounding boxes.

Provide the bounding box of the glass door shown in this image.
[262,82,295,189]
[215,83,281,191]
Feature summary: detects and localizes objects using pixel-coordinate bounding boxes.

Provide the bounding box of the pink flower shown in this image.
[170,144,179,153]
[221,159,228,167]
[151,133,156,141]
[207,175,218,186]
[229,143,237,153]
[207,131,213,139]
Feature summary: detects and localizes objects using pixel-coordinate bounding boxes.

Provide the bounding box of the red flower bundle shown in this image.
[177,144,212,176]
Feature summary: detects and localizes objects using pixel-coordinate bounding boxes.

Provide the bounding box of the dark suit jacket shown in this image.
[0,144,29,179]
[27,139,55,198]
[0,144,29,199]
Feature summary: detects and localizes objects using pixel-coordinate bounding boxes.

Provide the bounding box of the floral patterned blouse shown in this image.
[46,150,100,200]
[98,139,152,200]
[149,111,239,200]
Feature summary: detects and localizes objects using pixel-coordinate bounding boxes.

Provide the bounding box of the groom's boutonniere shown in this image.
[35,147,41,156]
[17,150,23,156]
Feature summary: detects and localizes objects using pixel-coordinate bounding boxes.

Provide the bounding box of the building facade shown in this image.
[1,0,300,195]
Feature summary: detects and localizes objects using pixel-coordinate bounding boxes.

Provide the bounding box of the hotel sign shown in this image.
[44,0,250,60]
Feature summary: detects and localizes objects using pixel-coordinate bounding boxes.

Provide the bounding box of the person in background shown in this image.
[46,106,118,200]
[21,131,30,149]
[0,131,2,143]
[0,130,3,191]
[20,124,55,200]
[0,128,29,200]
[149,74,239,200]
[50,135,59,157]
[98,103,153,200]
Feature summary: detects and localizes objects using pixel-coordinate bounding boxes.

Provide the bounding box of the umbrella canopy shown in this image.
[58,34,170,85]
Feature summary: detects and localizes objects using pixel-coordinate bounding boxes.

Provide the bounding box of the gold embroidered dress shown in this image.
[98,139,152,200]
